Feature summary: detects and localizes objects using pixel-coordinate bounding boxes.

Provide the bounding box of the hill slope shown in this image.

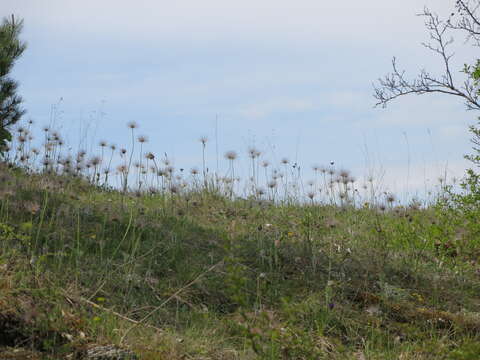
[1,163,480,359]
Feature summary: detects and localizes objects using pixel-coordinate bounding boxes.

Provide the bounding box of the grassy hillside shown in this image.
[1,161,480,359]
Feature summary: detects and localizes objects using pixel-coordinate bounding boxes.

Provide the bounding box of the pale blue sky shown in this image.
[2,0,478,199]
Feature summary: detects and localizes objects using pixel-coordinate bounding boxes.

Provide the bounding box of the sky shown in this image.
[1,0,478,201]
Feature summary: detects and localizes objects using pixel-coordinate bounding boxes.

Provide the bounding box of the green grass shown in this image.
[1,162,480,359]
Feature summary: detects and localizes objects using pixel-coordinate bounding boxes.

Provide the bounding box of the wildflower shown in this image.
[199,136,208,145]
[116,165,127,174]
[190,167,199,175]
[248,147,260,159]
[99,140,107,147]
[281,157,289,165]
[325,218,339,228]
[137,135,148,143]
[339,169,350,178]
[145,152,155,160]
[386,193,396,204]
[24,201,40,214]
[90,156,101,166]
[224,150,238,160]
[127,121,138,129]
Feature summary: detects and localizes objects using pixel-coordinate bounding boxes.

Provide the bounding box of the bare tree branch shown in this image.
[448,0,480,45]
[374,3,480,111]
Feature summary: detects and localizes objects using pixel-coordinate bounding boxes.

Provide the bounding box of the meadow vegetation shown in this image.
[0,119,480,359]
[2,2,480,358]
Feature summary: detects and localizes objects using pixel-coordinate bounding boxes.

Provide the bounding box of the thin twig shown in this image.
[62,291,164,333]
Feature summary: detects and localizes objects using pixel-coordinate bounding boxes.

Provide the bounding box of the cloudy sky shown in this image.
[2,0,478,200]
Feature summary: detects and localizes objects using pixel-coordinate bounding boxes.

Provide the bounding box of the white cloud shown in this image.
[1,0,461,46]
[238,98,316,119]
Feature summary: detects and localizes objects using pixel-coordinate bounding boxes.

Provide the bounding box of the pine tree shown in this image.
[0,15,26,154]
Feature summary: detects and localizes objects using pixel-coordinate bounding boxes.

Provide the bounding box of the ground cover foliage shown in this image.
[2,1,480,357]
[1,160,480,359]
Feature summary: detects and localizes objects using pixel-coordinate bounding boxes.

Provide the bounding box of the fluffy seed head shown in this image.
[145,152,155,160]
[90,156,101,166]
[224,150,238,160]
[116,165,127,173]
[190,167,199,175]
[267,180,277,189]
[248,147,260,159]
[127,121,138,129]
